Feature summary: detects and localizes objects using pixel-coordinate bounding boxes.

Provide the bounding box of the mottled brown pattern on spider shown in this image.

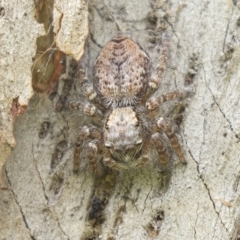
[69,34,187,173]
[94,36,150,107]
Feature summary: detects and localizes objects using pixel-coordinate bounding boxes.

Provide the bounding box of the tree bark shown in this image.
[1,0,240,239]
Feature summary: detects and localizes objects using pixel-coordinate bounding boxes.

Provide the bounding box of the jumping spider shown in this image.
[69,34,187,173]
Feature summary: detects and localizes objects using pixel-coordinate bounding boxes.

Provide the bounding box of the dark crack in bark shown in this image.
[31,144,69,239]
[208,84,240,140]
[31,144,49,203]
[203,66,240,140]
[90,32,103,48]
[4,169,36,240]
[164,17,180,46]
[101,0,121,31]
[52,208,70,240]
[188,150,229,233]
[193,204,199,239]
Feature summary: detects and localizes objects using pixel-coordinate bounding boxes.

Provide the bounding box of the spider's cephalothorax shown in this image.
[104,107,143,151]
[69,34,187,172]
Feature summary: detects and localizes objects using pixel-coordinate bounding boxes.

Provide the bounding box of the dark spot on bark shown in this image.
[147,12,158,26]
[38,121,51,139]
[237,17,240,26]
[51,140,68,169]
[49,173,64,195]
[185,71,196,85]
[0,7,5,17]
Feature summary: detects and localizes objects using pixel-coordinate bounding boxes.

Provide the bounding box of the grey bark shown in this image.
[1,0,240,240]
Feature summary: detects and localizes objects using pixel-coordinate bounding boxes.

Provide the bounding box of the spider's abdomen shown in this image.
[94,36,150,107]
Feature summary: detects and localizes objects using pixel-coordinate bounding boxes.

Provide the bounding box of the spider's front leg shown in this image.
[73,126,102,172]
[80,78,106,110]
[156,118,186,164]
[146,91,187,110]
[69,59,103,106]
[81,79,98,102]
[147,33,170,94]
[145,32,188,111]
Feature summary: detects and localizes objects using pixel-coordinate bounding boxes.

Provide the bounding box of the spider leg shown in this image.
[69,101,103,118]
[148,33,169,93]
[68,59,101,104]
[146,91,186,110]
[73,126,102,172]
[151,133,169,172]
[80,78,106,110]
[86,140,104,172]
[156,117,186,164]
[81,78,99,102]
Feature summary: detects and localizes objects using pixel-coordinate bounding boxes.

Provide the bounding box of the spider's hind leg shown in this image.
[86,140,104,173]
[81,78,100,103]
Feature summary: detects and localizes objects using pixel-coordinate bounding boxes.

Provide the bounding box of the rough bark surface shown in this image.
[0,1,44,189]
[1,0,240,240]
[53,0,88,60]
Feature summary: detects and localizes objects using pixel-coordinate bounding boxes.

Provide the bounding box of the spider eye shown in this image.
[105,125,109,130]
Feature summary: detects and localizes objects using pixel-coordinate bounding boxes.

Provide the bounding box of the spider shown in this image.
[69,34,187,173]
